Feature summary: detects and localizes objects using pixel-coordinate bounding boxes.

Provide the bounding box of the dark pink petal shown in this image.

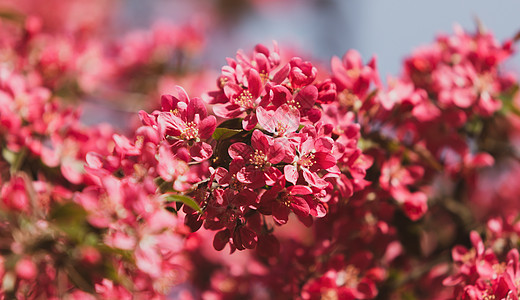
[113,134,140,156]
[236,189,259,206]
[288,185,313,195]
[402,192,428,221]
[138,110,156,126]
[190,142,213,161]
[306,108,322,123]
[269,85,292,107]
[264,167,282,186]
[223,83,243,100]
[290,196,310,217]
[309,201,326,218]
[184,211,203,232]
[316,79,337,104]
[367,55,382,88]
[229,142,253,160]
[289,58,317,87]
[302,169,329,189]
[272,203,290,225]
[254,44,270,57]
[157,113,184,137]
[246,68,262,98]
[175,85,190,104]
[187,97,208,122]
[466,152,494,168]
[313,152,336,170]
[235,227,257,250]
[237,167,265,187]
[337,174,354,197]
[267,141,285,164]
[242,113,258,131]
[314,137,334,152]
[294,85,318,110]
[135,126,160,145]
[470,231,485,256]
[254,52,269,74]
[272,63,290,84]
[212,103,243,118]
[199,115,217,139]
[161,94,177,111]
[213,229,230,251]
[412,101,441,122]
[284,165,298,185]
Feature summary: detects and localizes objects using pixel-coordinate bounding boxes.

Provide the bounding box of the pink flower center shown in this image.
[135,135,144,148]
[492,262,506,275]
[286,98,302,110]
[346,68,360,79]
[180,121,199,141]
[322,289,338,300]
[219,77,229,88]
[224,211,237,224]
[299,152,315,168]
[279,192,292,208]
[249,149,267,169]
[234,90,255,109]
[170,108,180,116]
[275,122,288,136]
[259,70,269,84]
[230,175,246,191]
[336,265,360,288]
[461,249,476,263]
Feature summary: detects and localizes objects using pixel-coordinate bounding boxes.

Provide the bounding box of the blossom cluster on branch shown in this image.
[1,3,520,299]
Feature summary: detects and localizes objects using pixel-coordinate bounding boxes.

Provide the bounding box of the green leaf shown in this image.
[164,194,202,213]
[212,127,242,141]
[49,202,89,241]
[2,147,27,174]
[50,202,88,224]
[499,83,520,116]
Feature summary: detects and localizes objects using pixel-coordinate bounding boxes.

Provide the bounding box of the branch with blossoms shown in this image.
[145,27,520,299]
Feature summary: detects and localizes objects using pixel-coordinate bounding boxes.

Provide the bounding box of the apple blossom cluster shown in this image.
[2,2,520,299]
[134,43,374,255]
[0,10,203,299]
[167,27,520,299]
[443,231,520,299]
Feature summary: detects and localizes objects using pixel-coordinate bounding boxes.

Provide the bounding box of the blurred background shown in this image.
[117,0,520,76]
[3,0,520,79]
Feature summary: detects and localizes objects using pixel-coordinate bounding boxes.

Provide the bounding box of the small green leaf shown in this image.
[2,147,27,174]
[499,84,520,116]
[50,202,87,220]
[164,194,202,213]
[212,128,242,141]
